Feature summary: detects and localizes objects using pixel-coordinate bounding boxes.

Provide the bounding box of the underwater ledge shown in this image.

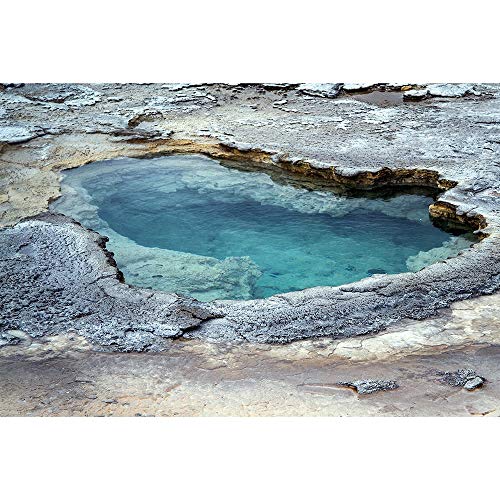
[1,139,498,351]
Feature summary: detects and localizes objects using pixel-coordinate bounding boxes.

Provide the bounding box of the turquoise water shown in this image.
[54,155,473,301]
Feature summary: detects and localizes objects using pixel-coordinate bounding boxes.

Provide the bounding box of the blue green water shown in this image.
[54,155,473,300]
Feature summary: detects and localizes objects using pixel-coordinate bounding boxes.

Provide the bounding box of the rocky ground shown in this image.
[1,82,499,416]
[1,294,499,416]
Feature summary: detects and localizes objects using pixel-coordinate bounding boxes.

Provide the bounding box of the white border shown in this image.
[2,0,500,82]
[2,418,499,499]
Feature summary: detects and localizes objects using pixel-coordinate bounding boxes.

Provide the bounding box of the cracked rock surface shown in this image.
[1,82,500,354]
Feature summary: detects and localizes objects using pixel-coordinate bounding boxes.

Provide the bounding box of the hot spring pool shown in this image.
[52,155,475,301]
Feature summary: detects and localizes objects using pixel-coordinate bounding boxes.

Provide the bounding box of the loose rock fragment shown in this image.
[0,125,43,144]
[404,84,476,101]
[440,369,485,390]
[403,89,429,100]
[337,379,399,395]
[463,377,484,391]
[0,331,22,347]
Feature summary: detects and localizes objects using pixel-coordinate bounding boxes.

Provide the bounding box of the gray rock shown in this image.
[464,376,484,391]
[427,83,474,98]
[1,206,500,348]
[338,379,399,395]
[297,83,342,98]
[0,331,22,347]
[403,89,429,100]
[404,84,477,100]
[441,369,485,389]
[0,214,221,351]
[0,125,42,144]
[1,82,500,350]
[12,84,102,108]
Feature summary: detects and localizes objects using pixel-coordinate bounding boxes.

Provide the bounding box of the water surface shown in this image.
[52,155,474,301]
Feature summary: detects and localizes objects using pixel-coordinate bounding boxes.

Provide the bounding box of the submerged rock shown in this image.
[366,268,387,276]
[52,178,263,302]
[1,82,500,349]
[406,236,473,272]
[52,155,468,302]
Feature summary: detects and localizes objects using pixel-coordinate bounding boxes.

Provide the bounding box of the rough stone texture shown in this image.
[337,379,399,394]
[1,211,498,349]
[297,83,342,98]
[341,83,379,92]
[403,83,482,101]
[0,125,44,143]
[1,295,500,416]
[403,88,430,100]
[194,233,500,343]
[441,369,485,390]
[426,84,475,98]
[0,214,219,351]
[0,331,22,347]
[0,82,499,355]
[464,377,484,391]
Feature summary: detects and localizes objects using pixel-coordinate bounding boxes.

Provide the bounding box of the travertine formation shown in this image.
[1,83,500,353]
[2,295,499,416]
